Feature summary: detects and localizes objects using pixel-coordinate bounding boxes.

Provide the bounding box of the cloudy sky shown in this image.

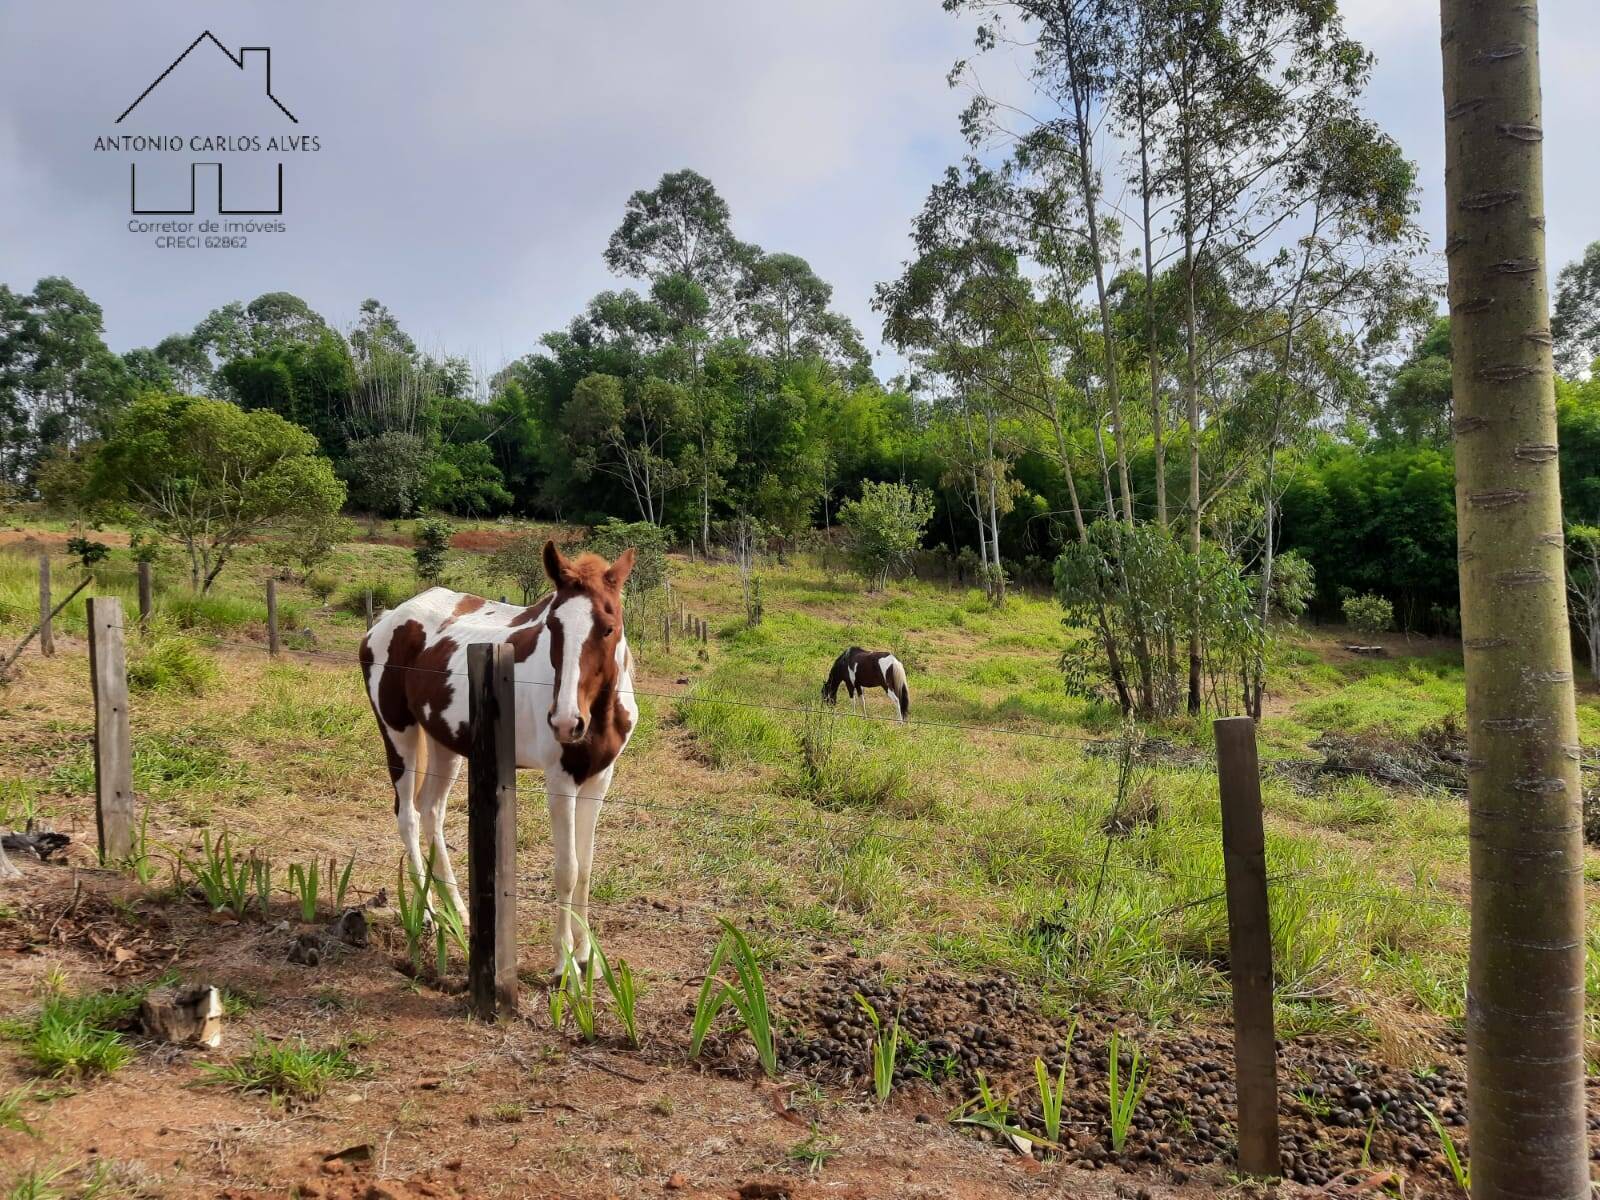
[0,1,1595,377]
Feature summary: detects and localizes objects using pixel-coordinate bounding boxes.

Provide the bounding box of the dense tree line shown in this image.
[1,141,1597,684]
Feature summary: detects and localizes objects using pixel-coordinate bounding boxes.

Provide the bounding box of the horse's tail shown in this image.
[887,658,910,723]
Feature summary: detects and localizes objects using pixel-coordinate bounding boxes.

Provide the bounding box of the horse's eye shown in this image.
[604,625,616,638]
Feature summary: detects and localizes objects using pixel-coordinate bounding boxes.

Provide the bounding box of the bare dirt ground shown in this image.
[0,855,1281,1200]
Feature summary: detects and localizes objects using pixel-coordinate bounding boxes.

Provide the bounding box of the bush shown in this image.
[1342,592,1394,635]
[488,535,554,604]
[127,624,219,695]
[413,517,453,585]
[166,592,302,634]
[584,519,668,594]
[839,481,934,590]
[65,537,110,568]
[304,572,338,603]
[335,578,412,615]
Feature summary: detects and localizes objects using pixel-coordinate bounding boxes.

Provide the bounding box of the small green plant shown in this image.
[126,624,218,696]
[1033,1017,1079,1145]
[331,854,355,910]
[1418,1104,1469,1193]
[121,807,159,886]
[432,888,467,979]
[287,860,321,922]
[250,853,272,915]
[393,850,435,971]
[575,915,640,1047]
[184,830,253,917]
[0,975,167,1079]
[559,951,599,1043]
[688,919,778,1076]
[950,1072,1047,1149]
[200,1035,366,1101]
[4,1160,72,1200]
[1106,1032,1150,1153]
[855,993,902,1103]
[787,1126,839,1176]
[0,1084,36,1135]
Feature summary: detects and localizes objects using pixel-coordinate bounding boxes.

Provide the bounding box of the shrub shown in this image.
[488,534,554,604]
[304,572,337,603]
[413,517,453,584]
[584,519,668,594]
[335,578,411,615]
[65,537,110,568]
[1342,592,1394,635]
[839,481,935,590]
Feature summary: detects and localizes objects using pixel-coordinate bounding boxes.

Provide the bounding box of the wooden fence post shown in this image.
[1214,715,1280,1179]
[137,562,152,633]
[663,612,671,651]
[87,597,135,865]
[266,579,280,657]
[468,642,519,1021]
[364,589,375,629]
[38,556,52,657]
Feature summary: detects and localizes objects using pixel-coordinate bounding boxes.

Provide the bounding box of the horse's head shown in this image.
[542,540,635,745]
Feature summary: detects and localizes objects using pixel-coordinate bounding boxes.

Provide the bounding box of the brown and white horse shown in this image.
[822,646,910,722]
[360,541,637,968]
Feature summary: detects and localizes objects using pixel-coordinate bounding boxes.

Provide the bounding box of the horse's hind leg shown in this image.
[388,724,428,906]
[415,738,467,923]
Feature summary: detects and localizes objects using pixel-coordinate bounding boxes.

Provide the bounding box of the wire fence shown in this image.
[51,609,1484,922]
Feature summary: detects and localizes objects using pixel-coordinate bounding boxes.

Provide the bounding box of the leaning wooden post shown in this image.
[1214,715,1280,1178]
[467,642,519,1021]
[663,612,671,650]
[87,597,135,865]
[265,579,280,657]
[38,556,52,657]
[136,562,152,633]
[363,589,375,629]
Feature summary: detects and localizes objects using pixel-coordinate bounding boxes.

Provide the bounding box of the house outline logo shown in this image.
[117,31,299,216]
[118,31,298,125]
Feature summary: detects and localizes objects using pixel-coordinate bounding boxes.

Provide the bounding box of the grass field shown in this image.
[1,517,1597,1068]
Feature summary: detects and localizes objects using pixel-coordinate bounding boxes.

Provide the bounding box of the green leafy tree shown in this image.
[839,481,934,590]
[1564,525,1600,681]
[1552,240,1600,378]
[1374,318,1453,445]
[413,517,453,585]
[345,430,433,517]
[88,395,345,592]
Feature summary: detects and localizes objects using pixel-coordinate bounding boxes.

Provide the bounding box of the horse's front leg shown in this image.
[570,768,613,966]
[546,768,578,971]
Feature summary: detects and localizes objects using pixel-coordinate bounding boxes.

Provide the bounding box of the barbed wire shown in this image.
[43,615,1490,925]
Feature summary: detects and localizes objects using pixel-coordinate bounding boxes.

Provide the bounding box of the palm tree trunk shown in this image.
[1441,2,1587,1195]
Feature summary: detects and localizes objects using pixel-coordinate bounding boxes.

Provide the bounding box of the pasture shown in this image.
[0,523,1596,1197]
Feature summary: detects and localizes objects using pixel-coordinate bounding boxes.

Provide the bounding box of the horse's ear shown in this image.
[543,540,570,586]
[605,547,636,591]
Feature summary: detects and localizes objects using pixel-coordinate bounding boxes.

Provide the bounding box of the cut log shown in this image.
[1342,644,1386,656]
[139,985,223,1047]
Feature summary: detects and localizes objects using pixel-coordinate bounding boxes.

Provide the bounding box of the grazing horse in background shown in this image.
[822,647,910,723]
[360,541,637,968]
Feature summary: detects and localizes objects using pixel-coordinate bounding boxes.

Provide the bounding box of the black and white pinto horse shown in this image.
[822,647,910,723]
[360,541,637,968]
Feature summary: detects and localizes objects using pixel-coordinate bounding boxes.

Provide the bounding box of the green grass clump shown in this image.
[334,578,411,615]
[0,975,167,1078]
[165,591,301,636]
[200,1034,367,1101]
[126,624,219,696]
[676,694,793,767]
